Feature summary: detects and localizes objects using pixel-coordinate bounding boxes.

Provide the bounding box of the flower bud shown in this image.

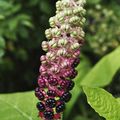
[56,1,62,11]
[49,17,56,27]
[58,38,68,46]
[64,9,73,16]
[71,43,80,50]
[40,55,47,64]
[42,41,48,51]
[46,52,55,60]
[57,48,67,56]
[61,24,70,32]
[45,29,52,39]
[69,16,80,25]
[73,7,86,15]
[73,50,80,58]
[51,28,61,37]
[61,60,70,68]
[56,13,64,22]
[50,65,60,73]
[49,39,57,48]
[70,31,77,37]
[39,66,46,74]
[79,18,86,26]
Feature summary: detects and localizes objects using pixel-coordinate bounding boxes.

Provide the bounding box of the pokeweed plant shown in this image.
[85,1,120,57]
[0,0,120,120]
[35,0,86,120]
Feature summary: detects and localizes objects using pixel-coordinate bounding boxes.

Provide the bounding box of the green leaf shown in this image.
[0,49,5,58]
[87,0,100,5]
[83,87,120,120]
[39,0,52,14]
[64,55,92,119]
[0,37,5,48]
[81,46,120,87]
[74,116,91,120]
[0,91,39,120]
[117,98,120,105]
[0,14,5,20]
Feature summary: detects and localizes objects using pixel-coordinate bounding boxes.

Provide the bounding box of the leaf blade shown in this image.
[0,91,39,120]
[81,46,120,87]
[83,87,120,120]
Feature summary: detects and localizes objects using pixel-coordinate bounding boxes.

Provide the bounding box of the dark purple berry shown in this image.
[46,98,56,108]
[44,110,54,120]
[36,102,45,112]
[60,92,72,102]
[35,87,39,92]
[66,80,75,91]
[72,58,80,67]
[69,69,78,79]
[35,91,44,100]
[47,90,56,97]
[56,102,65,113]
[60,80,67,88]
[48,76,58,86]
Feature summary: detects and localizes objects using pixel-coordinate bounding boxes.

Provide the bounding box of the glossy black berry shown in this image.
[46,98,56,108]
[66,81,75,91]
[44,110,54,120]
[60,92,72,102]
[36,102,45,112]
[47,90,56,97]
[35,91,44,100]
[56,102,65,113]
[72,58,80,67]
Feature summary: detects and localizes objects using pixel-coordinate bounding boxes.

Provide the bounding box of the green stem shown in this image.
[60,114,63,120]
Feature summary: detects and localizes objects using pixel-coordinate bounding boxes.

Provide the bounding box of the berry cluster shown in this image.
[35,0,86,120]
[35,75,74,120]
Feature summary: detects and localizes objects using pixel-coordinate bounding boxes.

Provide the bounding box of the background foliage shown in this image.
[0,0,120,120]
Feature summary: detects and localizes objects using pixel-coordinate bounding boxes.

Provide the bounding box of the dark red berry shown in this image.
[47,90,56,97]
[66,80,75,91]
[35,91,44,100]
[44,110,54,120]
[48,76,58,86]
[36,102,45,112]
[38,78,46,88]
[46,98,56,108]
[56,102,65,113]
[60,92,72,102]
[72,58,80,67]
[54,113,61,119]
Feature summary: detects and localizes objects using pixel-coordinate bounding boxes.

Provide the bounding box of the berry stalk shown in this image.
[35,0,86,120]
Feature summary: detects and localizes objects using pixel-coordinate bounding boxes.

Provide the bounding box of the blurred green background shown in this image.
[0,0,120,120]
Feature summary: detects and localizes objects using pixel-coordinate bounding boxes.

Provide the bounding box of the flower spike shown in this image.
[35,0,86,120]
